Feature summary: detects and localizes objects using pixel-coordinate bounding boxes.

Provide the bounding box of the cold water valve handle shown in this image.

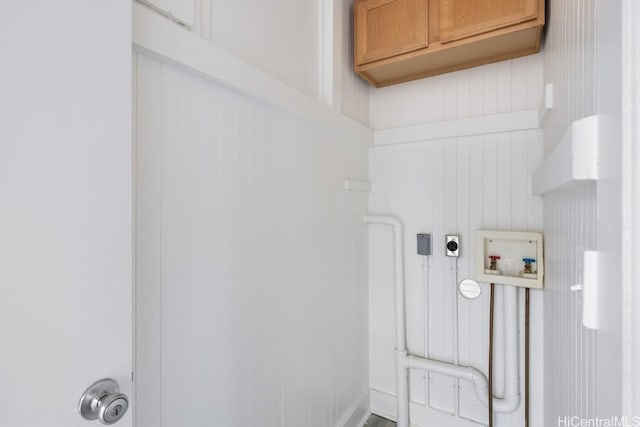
[522,258,536,274]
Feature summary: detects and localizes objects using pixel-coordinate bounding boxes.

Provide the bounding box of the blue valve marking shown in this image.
[522,258,536,263]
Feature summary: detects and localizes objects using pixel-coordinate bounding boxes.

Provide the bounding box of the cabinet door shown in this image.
[355,0,429,65]
[440,0,538,43]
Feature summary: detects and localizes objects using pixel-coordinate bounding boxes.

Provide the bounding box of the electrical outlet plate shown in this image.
[446,235,460,257]
[475,230,544,289]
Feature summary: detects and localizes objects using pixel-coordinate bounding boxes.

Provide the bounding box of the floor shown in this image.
[364,414,396,427]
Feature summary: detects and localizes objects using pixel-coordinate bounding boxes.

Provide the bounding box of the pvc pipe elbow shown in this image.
[363,214,404,229]
[471,371,520,413]
[493,393,521,413]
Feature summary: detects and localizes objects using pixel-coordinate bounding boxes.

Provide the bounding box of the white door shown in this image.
[0,2,132,427]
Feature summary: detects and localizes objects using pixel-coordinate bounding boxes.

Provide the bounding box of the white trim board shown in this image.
[335,392,370,427]
[373,109,540,146]
[344,179,372,192]
[135,0,193,28]
[621,0,640,415]
[132,2,372,145]
[370,388,481,427]
[531,115,599,195]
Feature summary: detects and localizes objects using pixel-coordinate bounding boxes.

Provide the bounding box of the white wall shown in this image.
[369,54,543,130]
[135,0,369,125]
[542,0,597,155]
[542,185,598,420]
[208,0,320,100]
[337,0,371,125]
[623,0,640,416]
[134,53,370,427]
[541,0,599,421]
[542,0,625,422]
[367,55,544,426]
[592,0,624,415]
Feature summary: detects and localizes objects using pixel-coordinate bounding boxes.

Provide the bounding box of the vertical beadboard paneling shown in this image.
[368,54,543,131]
[542,0,602,424]
[368,130,544,427]
[134,53,370,427]
[543,0,597,155]
[542,186,597,424]
[368,50,545,426]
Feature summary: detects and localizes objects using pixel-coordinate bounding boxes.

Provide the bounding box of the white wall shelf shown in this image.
[532,115,599,195]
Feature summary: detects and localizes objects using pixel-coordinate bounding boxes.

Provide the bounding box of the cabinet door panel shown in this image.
[355,0,429,65]
[440,0,537,43]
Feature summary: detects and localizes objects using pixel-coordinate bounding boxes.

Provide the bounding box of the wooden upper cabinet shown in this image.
[440,0,538,43]
[355,0,429,65]
[354,0,545,87]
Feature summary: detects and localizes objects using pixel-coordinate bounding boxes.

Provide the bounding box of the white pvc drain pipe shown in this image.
[365,214,520,427]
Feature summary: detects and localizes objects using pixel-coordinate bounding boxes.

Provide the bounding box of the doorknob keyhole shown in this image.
[78,378,129,424]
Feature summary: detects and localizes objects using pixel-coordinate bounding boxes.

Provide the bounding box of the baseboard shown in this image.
[370,388,399,421]
[335,391,370,427]
[353,410,372,427]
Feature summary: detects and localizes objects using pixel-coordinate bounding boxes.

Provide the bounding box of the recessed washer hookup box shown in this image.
[475,230,544,289]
